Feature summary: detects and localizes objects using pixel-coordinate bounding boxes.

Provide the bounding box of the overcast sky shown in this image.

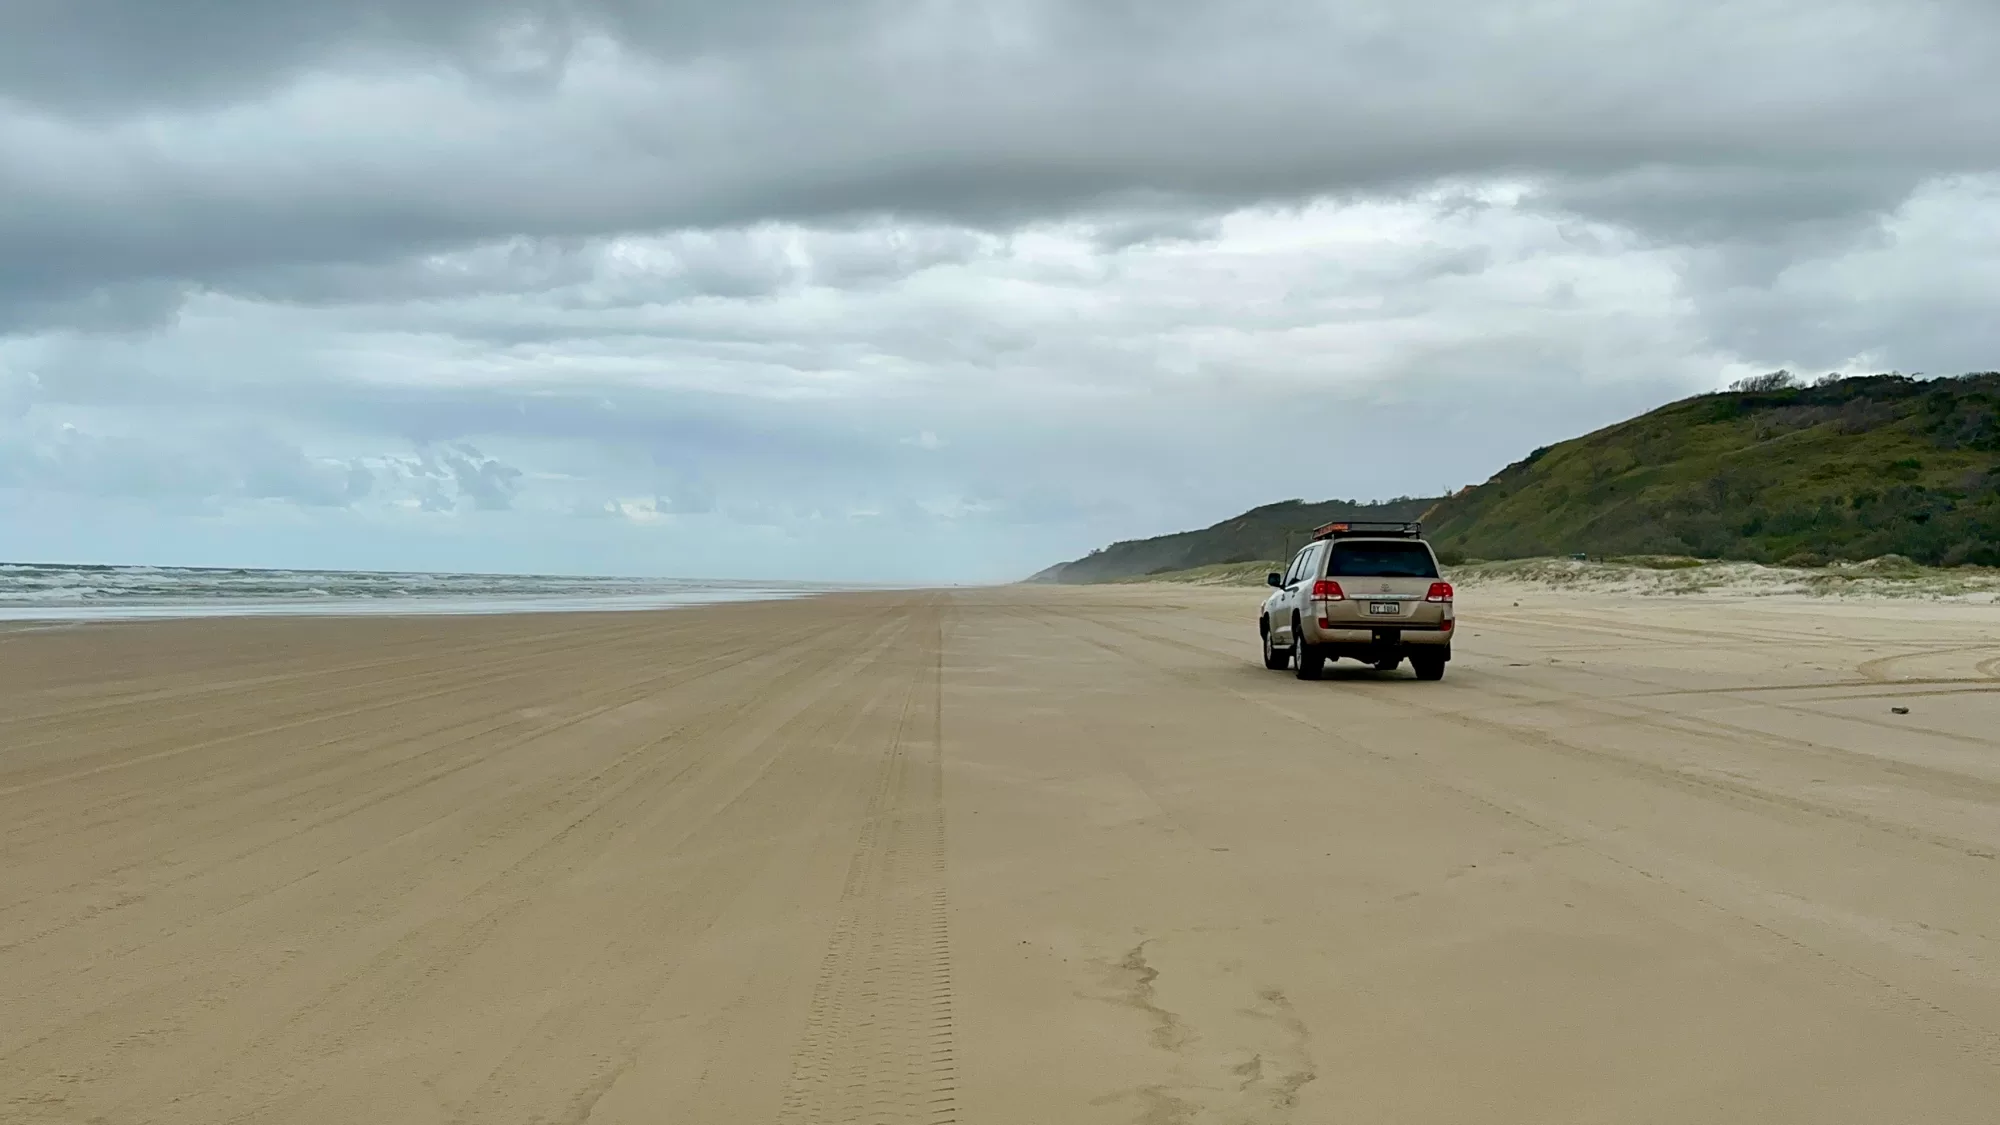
[2,1,1997,582]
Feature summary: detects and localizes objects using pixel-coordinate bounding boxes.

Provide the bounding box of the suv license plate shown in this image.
[1369,601,1399,615]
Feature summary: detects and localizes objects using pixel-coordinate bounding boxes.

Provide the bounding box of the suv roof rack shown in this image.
[1310,520,1422,542]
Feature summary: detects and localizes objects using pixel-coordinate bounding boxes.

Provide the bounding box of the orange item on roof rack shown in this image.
[1310,520,1422,542]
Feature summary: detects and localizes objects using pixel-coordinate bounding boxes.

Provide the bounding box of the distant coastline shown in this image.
[0,562,845,621]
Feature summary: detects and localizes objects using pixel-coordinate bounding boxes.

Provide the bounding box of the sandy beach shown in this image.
[3,586,1997,1124]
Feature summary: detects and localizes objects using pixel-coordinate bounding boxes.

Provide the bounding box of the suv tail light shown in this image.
[1426,582,1454,603]
[1311,579,1345,601]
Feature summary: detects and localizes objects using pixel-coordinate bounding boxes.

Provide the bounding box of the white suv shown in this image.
[1259,521,1454,681]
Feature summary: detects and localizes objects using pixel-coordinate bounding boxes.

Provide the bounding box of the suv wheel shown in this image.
[1261,619,1290,670]
[1292,615,1325,680]
[1411,652,1446,681]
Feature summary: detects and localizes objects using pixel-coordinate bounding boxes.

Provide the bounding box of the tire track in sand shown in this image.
[778,599,956,1125]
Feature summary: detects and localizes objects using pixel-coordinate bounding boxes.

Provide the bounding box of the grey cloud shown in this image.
[1533,167,1924,246]
[654,490,713,516]
[0,1,897,113]
[16,337,886,468]
[1084,208,1225,252]
[0,0,578,113]
[363,384,892,470]
[720,499,781,528]
[5,1,1999,330]
[414,443,524,511]
[650,466,717,515]
[0,364,37,420]
[1529,166,1919,287]
[803,227,994,289]
[1389,244,1494,285]
[215,233,778,310]
[0,281,190,336]
[964,484,1137,529]
[660,232,798,300]
[1694,268,2000,376]
[25,223,986,329]
[224,237,603,307]
[0,417,372,508]
[1663,174,2000,370]
[0,368,529,514]
[236,431,371,507]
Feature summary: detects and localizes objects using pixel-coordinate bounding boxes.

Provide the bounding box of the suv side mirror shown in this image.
[1266,571,1283,588]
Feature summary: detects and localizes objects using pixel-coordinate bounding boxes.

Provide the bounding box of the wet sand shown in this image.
[3,587,1997,1123]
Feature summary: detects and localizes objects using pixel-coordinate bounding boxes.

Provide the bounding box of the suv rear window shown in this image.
[1326,541,1439,579]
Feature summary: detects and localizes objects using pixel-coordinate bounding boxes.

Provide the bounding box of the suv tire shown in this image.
[1261,620,1289,670]
[1292,615,1325,680]
[1411,652,1446,681]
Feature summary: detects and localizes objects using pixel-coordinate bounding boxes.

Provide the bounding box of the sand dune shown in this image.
[3,588,1997,1123]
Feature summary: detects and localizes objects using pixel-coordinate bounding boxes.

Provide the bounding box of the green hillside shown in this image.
[1424,372,2000,567]
[1028,496,1438,583]
[1033,371,2000,582]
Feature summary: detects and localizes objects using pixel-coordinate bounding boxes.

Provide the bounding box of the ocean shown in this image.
[0,562,839,621]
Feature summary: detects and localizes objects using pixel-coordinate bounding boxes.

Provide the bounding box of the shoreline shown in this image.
[0,589,812,624]
[0,560,892,623]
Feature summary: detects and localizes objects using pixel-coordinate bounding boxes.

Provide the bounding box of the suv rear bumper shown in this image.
[1301,622,1452,647]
